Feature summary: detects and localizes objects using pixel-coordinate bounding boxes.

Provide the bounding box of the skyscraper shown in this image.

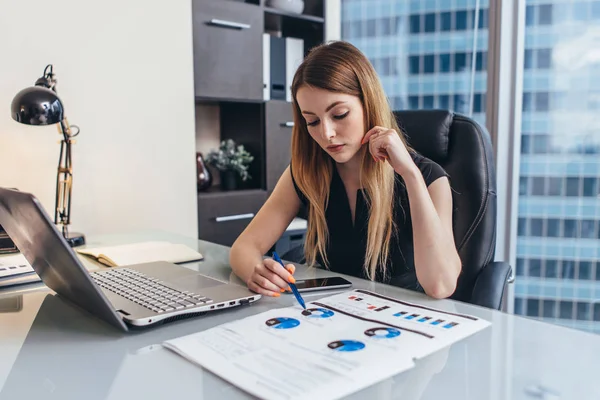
[341,0,600,334]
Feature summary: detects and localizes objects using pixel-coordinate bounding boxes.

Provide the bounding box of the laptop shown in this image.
[0,187,261,332]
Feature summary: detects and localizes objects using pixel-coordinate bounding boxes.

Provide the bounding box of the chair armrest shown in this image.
[470,261,513,310]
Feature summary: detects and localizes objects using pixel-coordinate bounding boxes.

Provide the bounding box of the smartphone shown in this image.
[294,276,352,292]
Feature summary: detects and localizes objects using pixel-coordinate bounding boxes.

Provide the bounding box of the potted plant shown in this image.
[206,139,254,191]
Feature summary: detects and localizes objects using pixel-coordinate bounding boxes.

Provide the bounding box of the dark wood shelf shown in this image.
[198,187,265,199]
[264,7,324,23]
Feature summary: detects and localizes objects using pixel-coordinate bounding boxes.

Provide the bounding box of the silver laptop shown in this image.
[0,187,260,332]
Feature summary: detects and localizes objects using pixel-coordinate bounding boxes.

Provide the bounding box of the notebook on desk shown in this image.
[76,241,204,268]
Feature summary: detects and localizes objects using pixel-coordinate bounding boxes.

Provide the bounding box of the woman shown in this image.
[230,41,461,299]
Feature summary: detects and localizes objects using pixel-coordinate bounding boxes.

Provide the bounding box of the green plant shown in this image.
[206,139,254,181]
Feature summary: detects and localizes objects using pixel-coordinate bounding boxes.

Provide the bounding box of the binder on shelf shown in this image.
[263,34,304,102]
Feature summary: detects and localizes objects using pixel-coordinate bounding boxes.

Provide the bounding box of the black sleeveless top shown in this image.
[290,153,449,292]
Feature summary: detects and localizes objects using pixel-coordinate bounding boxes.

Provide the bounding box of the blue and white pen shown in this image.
[272,251,306,310]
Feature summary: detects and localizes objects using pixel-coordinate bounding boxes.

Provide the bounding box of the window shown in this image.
[531,177,545,196]
[537,49,552,69]
[454,52,467,72]
[538,4,553,25]
[583,178,598,197]
[367,20,376,37]
[529,259,542,277]
[522,92,533,112]
[545,259,559,278]
[527,299,541,317]
[535,92,550,111]
[581,220,596,239]
[543,300,556,318]
[439,53,451,73]
[473,94,483,113]
[563,260,576,279]
[455,10,467,30]
[438,94,449,109]
[546,219,561,237]
[408,96,419,109]
[423,54,435,74]
[478,8,488,29]
[524,49,534,69]
[516,258,526,276]
[519,177,528,195]
[525,5,536,26]
[521,134,531,154]
[578,261,593,280]
[423,95,434,109]
[518,218,528,236]
[595,303,600,321]
[559,301,573,319]
[564,220,578,238]
[530,218,544,237]
[476,51,487,71]
[514,297,524,314]
[547,177,563,196]
[409,56,420,75]
[577,302,591,320]
[532,135,548,154]
[440,12,452,31]
[410,14,421,34]
[566,177,580,196]
[424,13,436,33]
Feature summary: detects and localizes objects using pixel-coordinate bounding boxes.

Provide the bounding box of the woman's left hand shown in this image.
[361,126,416,176]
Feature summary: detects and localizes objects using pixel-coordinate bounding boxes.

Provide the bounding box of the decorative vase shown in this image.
[220,170,238,191]
[196,153,212,192]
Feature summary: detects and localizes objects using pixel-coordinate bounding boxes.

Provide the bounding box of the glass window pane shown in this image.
[516,258,526,276]
[454,52,467,72]
[531,177,545,195]
[547,177,563,196]
[441,11,452,31]
[423,54,435,73]
[524,49,534,69]
[514,297,524,314]
[543,300,556,318]
[408,96,419,109]
[546,219,561,237]
[559,301,573,319]
[535,92,550,111]
[478,8,488,29]
[409,56,420,75]
[537,49,552,69]
[583,177,597,197]
[545,259,559,278]
[539,4,553,25]
[519,177,528,195]
[423,95,434,109]
[530,218,544,236]
[593,2,600,19]
[527,299,540,317]
[566,177,580,196]
[367,19,376,37]
[455,10,467,30]
[577,302,591,320]
[410,14,421,33]
[424,13,435,33]
[532,135,548,153]
[595,303,600,321]
[529,259,542,277]
[518,218,528,236]
[526,5,536,26]
[578,261,593,280]
[563,260,576,279]
[581,220,596,239]
[439,53,451,73]
[438,94,449,109]
[564,220,578,238]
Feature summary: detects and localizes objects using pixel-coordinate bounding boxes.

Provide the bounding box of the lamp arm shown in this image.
[55,118,74,237]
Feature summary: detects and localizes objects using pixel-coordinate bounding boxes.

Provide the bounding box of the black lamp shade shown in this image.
[11,86,64,125]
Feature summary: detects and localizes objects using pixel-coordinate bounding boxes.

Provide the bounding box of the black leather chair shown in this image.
[283,110,513,310]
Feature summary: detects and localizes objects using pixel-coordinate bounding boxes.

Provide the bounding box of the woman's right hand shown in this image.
[246,259,296,297]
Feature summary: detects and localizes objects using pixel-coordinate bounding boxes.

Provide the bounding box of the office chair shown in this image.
[282,110,513,310]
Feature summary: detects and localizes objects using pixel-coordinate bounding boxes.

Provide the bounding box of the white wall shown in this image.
[0,0,198,239]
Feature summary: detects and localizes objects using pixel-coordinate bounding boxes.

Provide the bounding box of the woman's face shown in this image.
[296,86,365,164]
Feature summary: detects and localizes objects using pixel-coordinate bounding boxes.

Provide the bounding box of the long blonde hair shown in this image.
[290,41,411,281]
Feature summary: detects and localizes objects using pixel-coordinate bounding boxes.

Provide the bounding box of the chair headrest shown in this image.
[393,110,454,162]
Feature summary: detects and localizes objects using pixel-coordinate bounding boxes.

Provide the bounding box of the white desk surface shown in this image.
[0,231,599,400]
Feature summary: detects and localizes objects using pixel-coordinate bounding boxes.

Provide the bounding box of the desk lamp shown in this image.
[10,64,85,247]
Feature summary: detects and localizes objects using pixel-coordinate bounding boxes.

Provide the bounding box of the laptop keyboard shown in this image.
[91,268,213,314]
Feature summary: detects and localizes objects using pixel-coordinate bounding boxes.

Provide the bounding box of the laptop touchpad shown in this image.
[169,274,224,292]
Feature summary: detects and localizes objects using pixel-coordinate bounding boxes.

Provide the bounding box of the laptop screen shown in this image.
[0,187,128,331]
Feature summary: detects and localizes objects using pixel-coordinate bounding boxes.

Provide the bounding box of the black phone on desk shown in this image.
[294,276,352,292]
